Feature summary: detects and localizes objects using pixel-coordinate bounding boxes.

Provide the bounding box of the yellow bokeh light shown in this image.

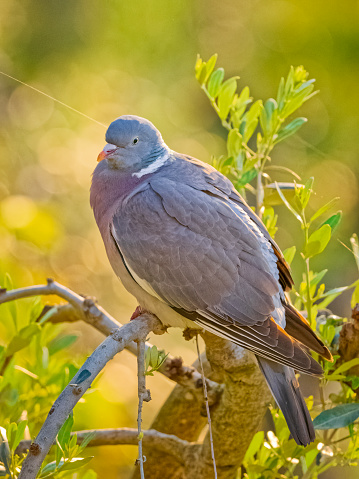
[1,195,37,229]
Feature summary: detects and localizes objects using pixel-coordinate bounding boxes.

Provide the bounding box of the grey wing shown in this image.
[185,156,294,290]
[112,177,321,375]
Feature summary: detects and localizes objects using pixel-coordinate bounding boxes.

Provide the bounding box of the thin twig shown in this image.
[195,335,217,479]
[0,282,222,406]
[18,314,161,479]
[136,339,149,478]
[16,428,190,461]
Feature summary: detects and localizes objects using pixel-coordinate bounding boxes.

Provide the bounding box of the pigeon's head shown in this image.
[96,115,169,176]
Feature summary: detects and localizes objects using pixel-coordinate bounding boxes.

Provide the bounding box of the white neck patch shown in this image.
[132,150,171,178]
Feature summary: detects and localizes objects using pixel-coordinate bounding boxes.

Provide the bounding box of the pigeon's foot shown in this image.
[130,305,149,320]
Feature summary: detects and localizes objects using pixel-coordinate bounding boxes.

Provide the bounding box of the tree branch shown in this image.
[137,334,272,479]
[0,281,222,406]
[18,314,163,479]
[136,339,149,478]
[16,428,191,462]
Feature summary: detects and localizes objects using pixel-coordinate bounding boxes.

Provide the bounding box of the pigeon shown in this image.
[90,115,332,446]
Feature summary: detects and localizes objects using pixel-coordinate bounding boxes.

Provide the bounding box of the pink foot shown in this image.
[130,305,148,320]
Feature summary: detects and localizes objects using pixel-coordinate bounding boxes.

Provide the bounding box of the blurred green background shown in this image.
[0,0,358,477]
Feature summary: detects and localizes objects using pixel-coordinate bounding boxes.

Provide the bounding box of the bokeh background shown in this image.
[0,0,358,477]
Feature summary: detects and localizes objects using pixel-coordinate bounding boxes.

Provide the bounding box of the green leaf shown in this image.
[69,432,77,451]
[318,285,350,309]
[29,297,43,323]
[242,100,262,142]
[276,77,285,111]
[304,224,331,258]
[274,182,303,223]
[78,431,96,453]
[207,68,225,99]
[262,207,278,238]
[260,98,278,137]
[275,117,307,144]
[310,269,328,287]
[6,323,41,356]
[150,345,158,367]
[350,233,359,272]
[231,86,251,127]
[13,420,27,452]
[6,423,17,452]
[59,456,93,472]
[332,358,359,376]
[283,246,296,266]
[351,280,359,308]
[244,431,264,461]
[264,182,300,206]
[41,460,61,475]
[48,334,79,355]
[218,77,238,120]
[236,168,258,188]
[313,403,359,430]
[203,54,217,83]
[282,85,316,118]
[57,414,74,450]
[38,306,57,324]
[227,129,243,159]
[309,197,339,223]
[320,211,342,233]
[195,55,204,81]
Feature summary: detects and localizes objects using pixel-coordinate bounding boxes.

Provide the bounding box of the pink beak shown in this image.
[97,144,117,162]
[97,150,107,162]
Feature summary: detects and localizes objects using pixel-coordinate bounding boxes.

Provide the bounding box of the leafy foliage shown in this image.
[197,55,359,478]
[0,275,96,478]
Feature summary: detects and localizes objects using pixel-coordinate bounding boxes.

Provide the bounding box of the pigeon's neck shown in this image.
[90,169,146,231]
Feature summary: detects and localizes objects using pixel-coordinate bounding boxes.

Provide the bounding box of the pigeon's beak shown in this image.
[97,150,107,162]
[97,144,117,162]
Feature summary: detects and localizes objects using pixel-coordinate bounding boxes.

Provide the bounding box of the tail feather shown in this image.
[257,356,315,446]
[283,303,333,361]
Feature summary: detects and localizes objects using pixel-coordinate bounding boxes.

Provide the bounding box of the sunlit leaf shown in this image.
[331,358,359,376]
[264,182,301,206]
[48,334,79,356]
[274,182,303,223]
[60,456,93,471]
[6,323,41,357]
[227,129,243,159]
[244,431,264,461]
[203,53,217,83]
[207,68,225,99]
[57,414,74,450]
[310,197,339,223]
[350,234,359,272]
[304,224,331,258]
[236,168,257,188]
[242,100,262,142]
[13,420,27,452]
[260,98,278,137]
[218,77,238,119]
[351,281,359,308]
[320,211,342,233]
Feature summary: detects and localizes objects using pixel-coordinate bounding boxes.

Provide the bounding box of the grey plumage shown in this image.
[91,115,332,446]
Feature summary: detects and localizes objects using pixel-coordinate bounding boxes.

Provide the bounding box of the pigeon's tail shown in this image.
[257,356,315,446]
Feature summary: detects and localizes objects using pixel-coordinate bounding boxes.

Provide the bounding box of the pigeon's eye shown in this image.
[133,137,139,145]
